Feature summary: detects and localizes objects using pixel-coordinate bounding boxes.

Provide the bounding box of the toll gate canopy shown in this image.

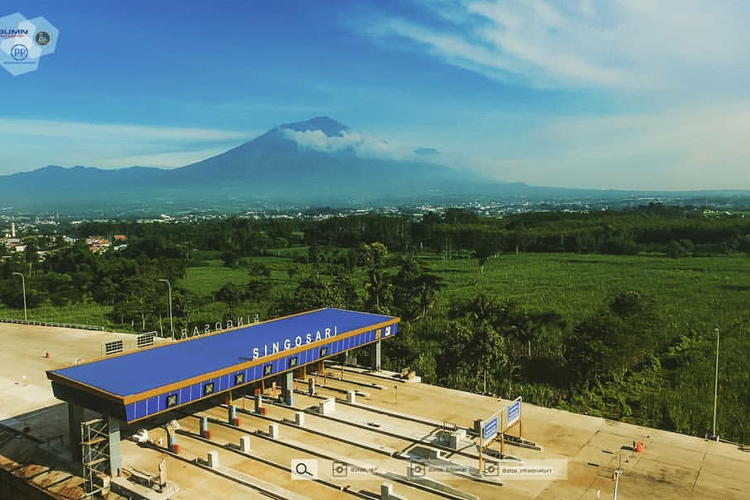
[47,308,399,423]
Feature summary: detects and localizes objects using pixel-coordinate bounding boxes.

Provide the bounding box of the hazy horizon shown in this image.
[2,1,750,191]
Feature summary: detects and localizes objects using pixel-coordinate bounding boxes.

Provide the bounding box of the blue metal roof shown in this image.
[49,308,397,399]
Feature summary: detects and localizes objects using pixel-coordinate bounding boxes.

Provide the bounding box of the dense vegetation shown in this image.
[1,205,749,444]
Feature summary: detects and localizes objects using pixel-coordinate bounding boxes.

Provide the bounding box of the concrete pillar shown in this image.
[318,398,335,415]
[281,371,294,406]
[450,429,466,449]
[294,412,305,427]
[107,415,122,477]
[381,482,393,500]
[268,423,279,439]
[239,435,251,453]
[370,341,381,371]
[67,401,83,463]
[207,451,219,469]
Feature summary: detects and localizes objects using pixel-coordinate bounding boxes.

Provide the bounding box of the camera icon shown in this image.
[483,461,499,477]
[408,462,425,477]
[332,461,348,477]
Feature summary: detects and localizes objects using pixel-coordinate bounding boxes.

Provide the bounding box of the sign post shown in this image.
[478,396,523,472]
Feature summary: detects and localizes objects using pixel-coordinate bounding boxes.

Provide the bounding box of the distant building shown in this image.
[86,236,111,253]
[0,237,21,250]
[113,234,127,243]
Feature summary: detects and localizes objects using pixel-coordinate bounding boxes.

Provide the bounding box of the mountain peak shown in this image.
[279,116,349,137]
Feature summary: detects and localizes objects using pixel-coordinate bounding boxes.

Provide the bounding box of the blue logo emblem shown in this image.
[10,44,28,61]
[1,13,59,76]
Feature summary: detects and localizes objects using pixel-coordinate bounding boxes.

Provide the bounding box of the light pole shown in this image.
[612,468,622,500]
[712,327,720,440]
[159,279,174,341]
[12,272,27,322]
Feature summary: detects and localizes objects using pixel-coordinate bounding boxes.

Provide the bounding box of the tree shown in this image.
[393,256,443,321]
[565,291,660,388]
[472,236,496,274]
[359,242,393,314]
[248,262,271,278]
[364,268,393,313]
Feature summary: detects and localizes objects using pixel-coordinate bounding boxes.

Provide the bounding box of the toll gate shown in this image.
[46,308,399,483]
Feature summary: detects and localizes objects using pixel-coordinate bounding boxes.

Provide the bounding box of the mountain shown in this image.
[0,117,521,212]
[2,116,744,214]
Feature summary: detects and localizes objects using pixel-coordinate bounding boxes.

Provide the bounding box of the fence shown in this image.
[0,317,105,331]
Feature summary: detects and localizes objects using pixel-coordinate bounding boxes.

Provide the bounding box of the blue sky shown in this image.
[1,0,749,190]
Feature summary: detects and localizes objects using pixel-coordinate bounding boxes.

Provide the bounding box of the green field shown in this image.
[0,301,113,328]
[9,251,749,339]
[177,257,302,296]
[4,250,749,441]
[426,252,750,335]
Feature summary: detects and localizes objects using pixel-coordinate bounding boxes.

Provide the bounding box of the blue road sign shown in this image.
[483,416,498,440]
[507,400,521,426]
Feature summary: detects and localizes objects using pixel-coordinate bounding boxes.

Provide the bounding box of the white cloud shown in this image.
[280,128,413,160]
[97,148,231,169]
[491,101,750,190]
[0,119,249,142]
[0,119,253,173]
[371,0,750,90]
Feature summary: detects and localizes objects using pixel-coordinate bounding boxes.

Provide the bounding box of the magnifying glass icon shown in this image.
[296,462,313,476]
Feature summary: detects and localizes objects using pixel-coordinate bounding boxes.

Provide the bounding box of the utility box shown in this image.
[346,390,356,404]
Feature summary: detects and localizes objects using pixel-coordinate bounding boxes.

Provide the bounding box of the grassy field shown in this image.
[0,302,114,328]
[177,257,300,296]
[6,251,749,340]
[425,252,750,335]
[176,251,750,339]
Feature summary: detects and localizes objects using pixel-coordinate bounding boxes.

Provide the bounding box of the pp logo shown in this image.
[10,44,27,61]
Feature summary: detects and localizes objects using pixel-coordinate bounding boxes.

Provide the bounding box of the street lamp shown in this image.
[711,327,720,440]
[12,272,27,322]
[612,467,622,500]
[159,279,174,341]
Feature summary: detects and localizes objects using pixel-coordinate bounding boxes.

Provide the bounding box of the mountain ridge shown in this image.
[1,117,748,213]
